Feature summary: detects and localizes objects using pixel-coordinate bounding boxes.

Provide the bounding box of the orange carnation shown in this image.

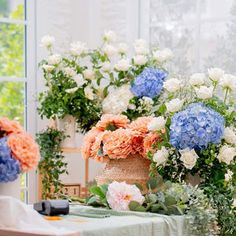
[0,117,24,135]
[96,114,129,131]
[103,128,136,159]
[142,132,160,158]
[128,116,153,134]
[7,133,40,172]
[81,128,101,159]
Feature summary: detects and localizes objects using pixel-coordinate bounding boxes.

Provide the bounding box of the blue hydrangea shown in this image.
[131,68,167,98]
[170,103,225,150]
[0,137,20,183]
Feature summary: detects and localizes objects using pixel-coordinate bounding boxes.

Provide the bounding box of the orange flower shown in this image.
[0,117,24,135]
[81,128,101,159]
[96,114,130,131]
[8,133,40,172]
[128,116,153,134]
[103,128,137,159]
[142,132,160,158]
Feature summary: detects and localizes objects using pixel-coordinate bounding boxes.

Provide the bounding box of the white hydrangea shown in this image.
[140,96,154,111]
[180,149,199,170]
[166,98,184,113]
[217,145,236,165]
[64,67,76,77]
[220,74,236,91]
[153,147,169,166]
[224,127,236,145]
[148,116,166,131]
[102,85,133,114]
[153,48,173,63]
[83,69,95,80]
[70,41,88,56]
[103,44,117,57]
[208,68,224,82]
[133,55,148,66]
[163,78,181,93]
[118,43,128,54]
[103,30,117,43]
[189,73,205,86]
[195,86,213,100]
[41,35,55,48]
[115,59,131,71]
[47,54,61,65]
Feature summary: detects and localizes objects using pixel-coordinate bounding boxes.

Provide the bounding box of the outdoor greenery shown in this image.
[36,128,68,199]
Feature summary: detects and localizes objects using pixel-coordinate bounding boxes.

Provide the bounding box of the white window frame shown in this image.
[0,0,37,203]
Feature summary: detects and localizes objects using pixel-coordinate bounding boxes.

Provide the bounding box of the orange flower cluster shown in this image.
[0,117,40,172]
[81,115,161,161]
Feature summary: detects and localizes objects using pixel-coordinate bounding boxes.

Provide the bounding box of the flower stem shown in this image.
[224,88,229,103]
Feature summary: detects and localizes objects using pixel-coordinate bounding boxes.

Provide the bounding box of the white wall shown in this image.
[36,0,140,187]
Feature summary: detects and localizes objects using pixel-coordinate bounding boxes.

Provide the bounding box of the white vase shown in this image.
[57,115,76,148]
[0,178,21,199]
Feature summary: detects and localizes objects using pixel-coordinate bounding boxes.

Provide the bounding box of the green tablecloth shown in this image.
[50,205,189,236]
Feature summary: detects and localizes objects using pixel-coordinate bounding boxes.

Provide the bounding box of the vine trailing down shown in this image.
[36,128,68,199]
[38,30,172,133]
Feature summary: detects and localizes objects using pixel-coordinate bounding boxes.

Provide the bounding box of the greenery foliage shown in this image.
[36,128,68,199]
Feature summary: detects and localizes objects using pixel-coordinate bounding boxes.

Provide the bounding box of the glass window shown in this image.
[0,0,25,20]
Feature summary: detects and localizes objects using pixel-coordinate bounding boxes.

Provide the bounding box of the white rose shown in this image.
[134,39,148,55]
[70,41,88,56]
[163,78,181,93]
[133,55,148,66]
[41,35,55,48]
[103,30,117,43]
[153,147,169,166]
[42,64,54,72]
[217,145,236,165]
[47,54,61,65]
[83,69,95,80]
[225,169,233,182]
[166,98,184,113]
[64,67,76,77]
[84,86,94,100]
[180,149,199,170]
[103,44,117,57]
[208,68,224,82]
[189,73,205,86]
[118,43,128,54]
[195,86,213,99]
[115,59,131,72]
[73,74,85,87]
[101,62,112,72]
[148,116,166,131]
[65,87,78,94]
[224,127,236,145]
[220,74,236,91]
[153,48,173,63]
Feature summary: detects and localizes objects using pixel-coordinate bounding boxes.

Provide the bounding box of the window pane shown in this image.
[0,22,24,78]
[0,81,25,125]
[0,0,24,20]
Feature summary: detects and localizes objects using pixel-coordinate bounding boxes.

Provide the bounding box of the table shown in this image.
[0,205,188,236]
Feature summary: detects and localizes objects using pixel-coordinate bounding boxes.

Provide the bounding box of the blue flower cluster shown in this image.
[170,103,225,150]
[0,137,20,183]
[131,68,167,98]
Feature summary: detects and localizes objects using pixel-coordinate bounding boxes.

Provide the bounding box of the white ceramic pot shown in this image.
[0,178,21,199]
[57,115,76,148]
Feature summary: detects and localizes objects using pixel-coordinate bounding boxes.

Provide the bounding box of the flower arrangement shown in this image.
[38,31,172,132]
[0,117,40,183]
[86,179,218,236]
[146,68,236,234]
[81,114,161,161]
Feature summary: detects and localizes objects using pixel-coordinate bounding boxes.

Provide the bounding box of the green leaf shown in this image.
[105,123,117,131]
[129,201,146,212]
[145,193,158,203]
[89,186,106,199]
[164,195,177,206]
